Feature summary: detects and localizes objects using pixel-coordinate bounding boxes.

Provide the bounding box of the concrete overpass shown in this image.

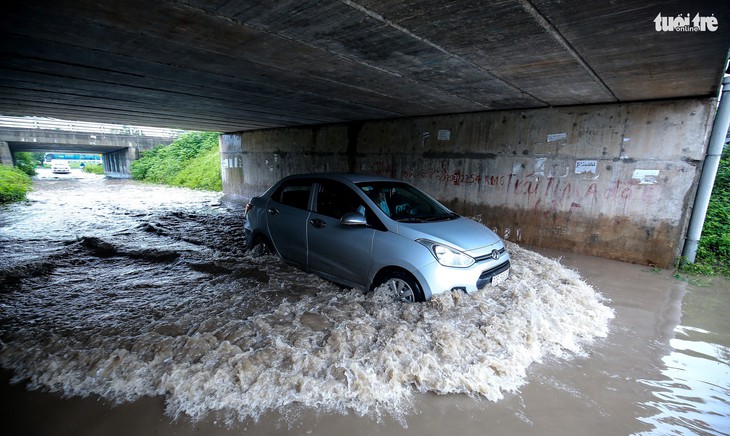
[1,0,729,267]
[0,127,176,178]
[1,0,728,132]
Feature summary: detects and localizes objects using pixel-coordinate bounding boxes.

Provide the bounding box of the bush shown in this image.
[131,131,221,191]
[83,163,105,174]
[683,144,730,276]
[14,152,37,176]
[0,164,32,203]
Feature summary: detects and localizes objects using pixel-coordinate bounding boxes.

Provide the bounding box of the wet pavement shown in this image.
[0,170,727,435]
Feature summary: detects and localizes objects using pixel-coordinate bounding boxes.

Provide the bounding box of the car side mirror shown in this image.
[340,212,367,226]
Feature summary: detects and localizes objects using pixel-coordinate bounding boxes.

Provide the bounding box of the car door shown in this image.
[266,179,313,267]
[307,180,376,288]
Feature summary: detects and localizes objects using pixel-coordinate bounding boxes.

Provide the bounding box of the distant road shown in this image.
[34,167,104,180]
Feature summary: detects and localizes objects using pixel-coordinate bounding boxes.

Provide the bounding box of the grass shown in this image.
[678,144,730,277]
[131,131,222,191]
[170,146,222,191]
[83,163,105,174]
[0,164,32,203]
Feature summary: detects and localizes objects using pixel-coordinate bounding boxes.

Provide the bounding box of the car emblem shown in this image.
[491,249,500,260]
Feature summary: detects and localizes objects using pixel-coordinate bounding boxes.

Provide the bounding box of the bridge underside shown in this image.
[0,0,728,132]
[1,1,729,267]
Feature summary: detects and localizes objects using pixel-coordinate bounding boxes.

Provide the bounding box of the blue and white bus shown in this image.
[43,153,102,165]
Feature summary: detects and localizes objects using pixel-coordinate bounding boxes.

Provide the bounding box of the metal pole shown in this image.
[682,76,730,263]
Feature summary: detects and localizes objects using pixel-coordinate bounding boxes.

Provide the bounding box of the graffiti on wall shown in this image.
[366,158,657,217]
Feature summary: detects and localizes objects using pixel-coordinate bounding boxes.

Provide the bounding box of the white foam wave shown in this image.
[0,242,614,425]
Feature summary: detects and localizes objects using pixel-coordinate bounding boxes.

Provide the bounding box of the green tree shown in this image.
[14,152,37,176]
[31,152,45,165]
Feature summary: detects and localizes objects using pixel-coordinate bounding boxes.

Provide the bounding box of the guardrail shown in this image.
[0,116,184,138]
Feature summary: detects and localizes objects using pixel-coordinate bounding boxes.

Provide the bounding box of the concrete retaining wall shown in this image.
[220,99,714,267]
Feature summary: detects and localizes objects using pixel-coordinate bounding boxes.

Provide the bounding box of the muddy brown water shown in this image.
[0,169,728,435]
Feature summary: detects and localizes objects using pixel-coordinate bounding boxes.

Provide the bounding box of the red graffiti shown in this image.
[369,162,657,215]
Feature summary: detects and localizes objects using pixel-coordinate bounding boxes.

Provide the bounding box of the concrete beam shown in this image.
[0,128,173,153]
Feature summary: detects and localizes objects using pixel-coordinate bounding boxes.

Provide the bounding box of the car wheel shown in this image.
[250,235,275,255]
[379,271,425,303]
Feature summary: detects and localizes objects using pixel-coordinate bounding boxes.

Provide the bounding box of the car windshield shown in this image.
[355,181,457,222]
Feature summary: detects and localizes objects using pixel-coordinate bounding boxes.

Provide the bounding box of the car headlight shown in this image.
[417,239,475,268]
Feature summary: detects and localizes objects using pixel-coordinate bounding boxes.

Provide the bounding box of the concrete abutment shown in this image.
[102,147,138,178]
[0,141,11,165]
[221,99,714,268]
[219,133,245,204]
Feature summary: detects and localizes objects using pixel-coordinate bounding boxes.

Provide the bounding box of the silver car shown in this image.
[244,173,510,302]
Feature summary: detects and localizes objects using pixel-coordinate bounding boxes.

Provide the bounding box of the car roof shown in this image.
[283,172,400,184]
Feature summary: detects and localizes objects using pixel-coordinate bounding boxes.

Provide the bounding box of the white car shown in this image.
[51,160,71,174]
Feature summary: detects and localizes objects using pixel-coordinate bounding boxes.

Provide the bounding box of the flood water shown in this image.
[0,169,728,435]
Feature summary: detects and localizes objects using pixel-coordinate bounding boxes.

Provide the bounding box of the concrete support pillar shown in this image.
[102,152,115,175]
[0,141,12,165]
[102,147,136,178]
[219,133,246,205]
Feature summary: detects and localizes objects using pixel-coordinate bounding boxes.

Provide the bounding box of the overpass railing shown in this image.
[0,116,184,138]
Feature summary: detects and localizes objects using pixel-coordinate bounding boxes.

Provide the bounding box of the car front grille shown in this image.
[476,260,511,289]
[473,247,506,263]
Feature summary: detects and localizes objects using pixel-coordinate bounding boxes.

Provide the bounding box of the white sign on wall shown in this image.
[575,160,597,174]
[437,129,451,141]
[547,132,567,142]
[633,169,660,184]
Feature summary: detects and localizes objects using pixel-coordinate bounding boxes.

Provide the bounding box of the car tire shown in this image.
[379,271,425,303]
[250,235,275,255]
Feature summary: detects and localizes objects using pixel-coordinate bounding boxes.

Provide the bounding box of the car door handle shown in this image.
[267,207,279,216]
[309,218,326,229]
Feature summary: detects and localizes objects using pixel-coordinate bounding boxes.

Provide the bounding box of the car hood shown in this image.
[396,217,502,252]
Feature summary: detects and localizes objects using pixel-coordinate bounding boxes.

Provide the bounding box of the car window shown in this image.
[357,181,454,222]
[315,181,366,219]
[272,181,312,210]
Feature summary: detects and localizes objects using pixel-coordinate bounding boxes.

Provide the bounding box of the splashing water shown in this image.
[0,177,613,426]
